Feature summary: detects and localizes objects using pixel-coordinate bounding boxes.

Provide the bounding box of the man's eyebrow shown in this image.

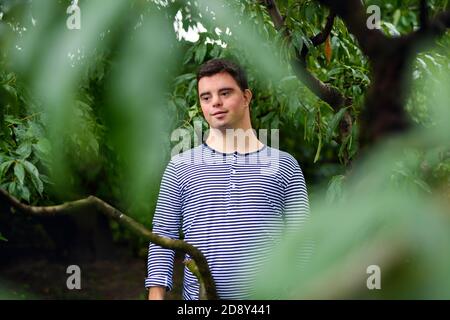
[199,91,211,97]
[218,87,234,92]
[199,87,235,97]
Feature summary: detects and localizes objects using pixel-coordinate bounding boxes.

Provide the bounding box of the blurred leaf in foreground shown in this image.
[253,69,450,299]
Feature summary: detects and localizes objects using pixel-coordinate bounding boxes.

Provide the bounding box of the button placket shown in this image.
[225,154,232,214]
[230,154,237,175]
[228,153,239,213]
[231,153,238,187]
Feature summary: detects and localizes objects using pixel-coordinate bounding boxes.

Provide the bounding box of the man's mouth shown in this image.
[212,111,227,117]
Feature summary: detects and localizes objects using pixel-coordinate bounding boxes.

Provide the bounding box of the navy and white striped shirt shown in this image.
[145,142,309,299]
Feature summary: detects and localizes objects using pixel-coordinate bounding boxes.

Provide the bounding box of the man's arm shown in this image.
[145,160,182,299]
[283,156,313,265]
[283,157,310,231]
[148,286,166,300]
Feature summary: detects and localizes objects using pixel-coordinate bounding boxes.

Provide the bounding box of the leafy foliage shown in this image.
[0,0,448,298]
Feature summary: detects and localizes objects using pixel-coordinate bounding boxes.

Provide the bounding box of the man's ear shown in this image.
[243,89,252,107]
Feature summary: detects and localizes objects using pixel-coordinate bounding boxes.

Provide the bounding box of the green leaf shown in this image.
[287,94,300,115]
[39,174,53,185]
[381,21,400,37]
[187,78,197,97]
[16,142,32,159]
[174,73,196,86]
[0,160,14,179]
[183,45,196,65]
[347,122,359,159]
[314,134,322,163]
[325,107,348,143]
[338,133,351,160]
[17,184,30,202]
[188,108,198,120]
[210,45,221,58]
[88,138,99,155]
[194,42,207,64]
[292,33,304,53]
[34,138,51,156]
[393,9,401,26]
[413,179,432,194]
[271,115,280,129]
[260,112,274,126]
[326,175,346,204]
[0,232,7,242]
[22,160,43,195]
[174,98,187,110]
[8,181,17,196]
[3,84,17,101]
[327,67,344,77]
[4,115,22,125]
[14,162,25,186]
[167,100,177,112]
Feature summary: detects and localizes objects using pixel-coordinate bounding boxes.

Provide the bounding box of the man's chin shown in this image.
[209,120,230,129]
[210,123,234,131]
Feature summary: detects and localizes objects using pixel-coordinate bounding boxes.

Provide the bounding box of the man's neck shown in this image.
[205,127,264,154]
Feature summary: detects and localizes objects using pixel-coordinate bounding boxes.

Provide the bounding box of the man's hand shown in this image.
[148,286,166,300]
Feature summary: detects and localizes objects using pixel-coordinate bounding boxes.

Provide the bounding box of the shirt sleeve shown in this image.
[283,157,314,265]
[283,158,310,231]
[145,160,182,291]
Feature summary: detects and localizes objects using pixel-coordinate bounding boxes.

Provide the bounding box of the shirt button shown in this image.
[230,183,236,189]
[231,169,236,174]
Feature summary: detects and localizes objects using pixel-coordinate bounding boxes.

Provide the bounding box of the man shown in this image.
[146,58,309,300]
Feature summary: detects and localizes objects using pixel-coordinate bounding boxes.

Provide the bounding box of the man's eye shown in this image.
[202,96,210,101]
[221,91,230,96]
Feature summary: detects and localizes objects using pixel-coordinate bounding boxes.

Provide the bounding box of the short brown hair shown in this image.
[197,58,249,92]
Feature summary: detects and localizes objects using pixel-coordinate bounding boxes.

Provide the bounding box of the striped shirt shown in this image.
[145,142,310,299]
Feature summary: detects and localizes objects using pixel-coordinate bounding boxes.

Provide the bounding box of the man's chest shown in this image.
[177,162,285,216]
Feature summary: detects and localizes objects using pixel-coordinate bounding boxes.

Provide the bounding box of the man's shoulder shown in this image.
[167,144,303,170]
[168,144,204,166]
[264,146,301,167]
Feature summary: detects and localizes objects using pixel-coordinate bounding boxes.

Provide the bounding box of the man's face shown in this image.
[198,72,252,130]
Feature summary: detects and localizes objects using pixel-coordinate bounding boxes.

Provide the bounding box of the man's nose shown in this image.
[211,94,222,107]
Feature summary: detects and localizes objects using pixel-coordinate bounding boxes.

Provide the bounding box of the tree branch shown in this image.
[292,62,351,109]
[288,0,449,144]
[419,0,429,30]
[300,12,336,65]
[316,0,391,59]
[0,188,218,300]
[263,0,285,31]
[293,11,351,110]
[311,12,336,46]
[408,8,450,44]
[428,9,450,33]
[261,0,352,156]
[262,1,350,111]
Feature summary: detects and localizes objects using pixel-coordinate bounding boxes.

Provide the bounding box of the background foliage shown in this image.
[0,0,449,298]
